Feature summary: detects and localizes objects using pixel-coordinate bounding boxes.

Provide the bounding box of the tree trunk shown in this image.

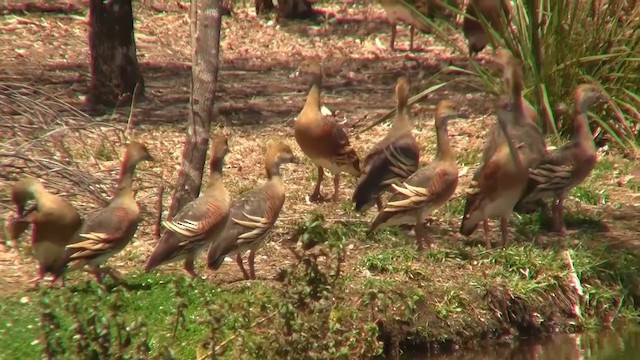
[276,0,315,20]
[87,0,144,108]
[255,0,275,15]
[167,0,223,219]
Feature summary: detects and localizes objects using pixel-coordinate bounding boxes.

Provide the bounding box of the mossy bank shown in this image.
[2,209,640,359]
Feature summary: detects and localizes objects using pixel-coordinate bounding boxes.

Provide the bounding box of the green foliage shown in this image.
[3,213,640,359]
[418,0,640,152]
[361,247,415,273]
[480,1,639,151]
[573,185,608,205]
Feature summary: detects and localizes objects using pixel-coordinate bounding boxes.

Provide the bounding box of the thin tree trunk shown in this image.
[87,0,144,109]
[255,0,275,15]
[276,0,315,20]
[167,0,223,218]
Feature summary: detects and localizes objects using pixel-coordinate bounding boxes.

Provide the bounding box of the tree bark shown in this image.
[276,0,315,20]
[87,0,144,108]
[167,0,222,218]
[255,0,275,15]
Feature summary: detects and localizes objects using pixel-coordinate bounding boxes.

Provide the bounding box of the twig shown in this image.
[563,249,583,319]
[197,312,277,360]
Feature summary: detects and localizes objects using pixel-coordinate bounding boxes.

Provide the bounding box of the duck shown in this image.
[460,95,532,248]
[9,177,82,286]
[353,75,420,212]
[481,50,546,172]
[378,0,432,51]
[293,58,361,203]
[459,51,546,248]
[53,142,153,285]
[515,84,607,234]
[207,142,299,280]
[145,134,230,278]
[369,100,461,250]
[493,49,542,129]
[462,0,511,57]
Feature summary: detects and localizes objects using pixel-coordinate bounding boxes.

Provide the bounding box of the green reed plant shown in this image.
[395,0,640,153]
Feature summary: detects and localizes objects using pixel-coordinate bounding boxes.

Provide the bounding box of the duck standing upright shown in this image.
[369,100,461,250]
[53,142,153,284]
[460,52,545,248]
[353,75,420,212]
[460,96,530,248]
[516,84,607,234]
[10,177,82,286]
[145,134,231,278]
[293,59,361,203]
[207,143,299,280]
[378,0,432,51]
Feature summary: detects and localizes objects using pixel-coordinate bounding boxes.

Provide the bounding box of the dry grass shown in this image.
[1,1,640,299]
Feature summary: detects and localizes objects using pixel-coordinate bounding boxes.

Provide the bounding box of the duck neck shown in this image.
[205,156,225,190]
[573,99,595,146]
[115,158,138,198]
[27,184,48,212]
[435,122,453,162]
[304,74,322,110]
[509,64,526,125]
[392,99,412,133]
[266,161,283,181]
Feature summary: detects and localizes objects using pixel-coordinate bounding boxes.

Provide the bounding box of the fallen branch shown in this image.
[0,1,85,15]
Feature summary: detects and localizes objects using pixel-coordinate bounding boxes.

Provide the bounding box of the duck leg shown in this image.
[500,216,510,247]
[483,219,491,249]
[331,173,342,202]
[90,265,104,285]
[552,194,568,234]
[184,254,198,278]
[376,196,383,211]
[390,23,397,50]
[310,166,325,203]
[103,266,124,281]
[236,254,250,280]
[248,250,256,280]
[414,222,424,252]
[414,216,432,251]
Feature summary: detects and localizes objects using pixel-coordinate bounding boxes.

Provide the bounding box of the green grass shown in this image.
[3,212,640,359]
[0,274,279,359]
[361,247,415,273]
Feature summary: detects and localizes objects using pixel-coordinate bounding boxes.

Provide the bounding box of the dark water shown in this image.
[401,327,640,360]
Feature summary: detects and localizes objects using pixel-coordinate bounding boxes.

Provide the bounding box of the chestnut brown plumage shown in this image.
[484,49,545,161]
[145,134,230,278]
[53,142,153,284]
[293,59,361,203]
[353,75,419,212]
[460,51,545,248]
[460,96,528,248]
[207,143,299,280]
[516,84,606,234]
[462,0,511,57]
[369,100,460,250]
[10,177,82,286]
